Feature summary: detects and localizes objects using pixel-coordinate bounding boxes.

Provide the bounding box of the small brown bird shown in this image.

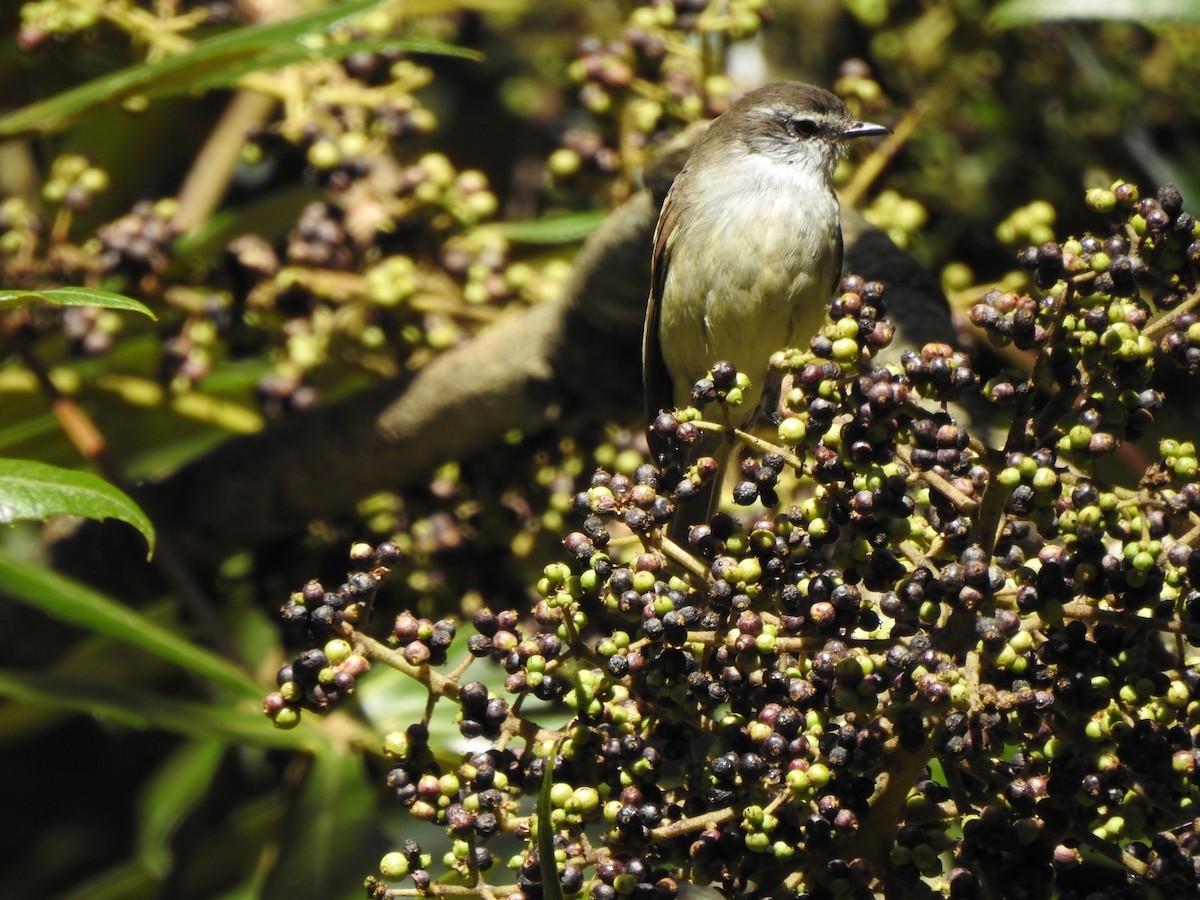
[643,81,890,540]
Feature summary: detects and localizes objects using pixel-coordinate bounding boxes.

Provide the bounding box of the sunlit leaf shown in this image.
[0,286,156,319]
[0,0,479,138]
[184,36,481,95]
[0,458,155,555]
[497,211,605,244]
[170,392,265,434]
[989,0,1200,27]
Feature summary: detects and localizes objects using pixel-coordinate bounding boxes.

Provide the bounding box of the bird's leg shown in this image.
[763,369,793,426]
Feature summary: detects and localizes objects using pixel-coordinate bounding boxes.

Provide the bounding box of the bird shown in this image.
[642,81,890,542]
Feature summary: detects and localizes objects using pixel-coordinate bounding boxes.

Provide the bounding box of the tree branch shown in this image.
[52,132,953,601]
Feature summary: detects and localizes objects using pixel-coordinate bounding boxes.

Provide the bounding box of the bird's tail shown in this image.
[666,438,734,546]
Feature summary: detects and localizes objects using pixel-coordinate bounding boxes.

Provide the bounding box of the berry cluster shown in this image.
[5,5,523,414]
[549,1,821,198]
[968,181,1199,470]
[264,541,398,727]
[97,199,179,279]
[267,180,1200,899]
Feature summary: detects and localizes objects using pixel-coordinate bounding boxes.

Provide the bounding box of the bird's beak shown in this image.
[842,120,892,139]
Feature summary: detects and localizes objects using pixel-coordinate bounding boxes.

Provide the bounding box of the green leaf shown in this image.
[0,0,480,139]
[538,738,566,900]
[0,458,156,556]
[137,739,226,876]
[497,211,606,244]
[0,668,318,750]
[0,286,156,319]
[989,0,1200,27]
[0,600,216,743]
[50,859,158,900]
[0,549,259,699]
[0,412,61,454]
[261,750,380,900]
[55,791,284,900]
[183,36,481,95]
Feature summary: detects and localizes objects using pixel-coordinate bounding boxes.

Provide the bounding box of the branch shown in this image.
[52,136,955,601]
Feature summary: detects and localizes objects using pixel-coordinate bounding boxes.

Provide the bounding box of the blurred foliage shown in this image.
[0,0,1198,898]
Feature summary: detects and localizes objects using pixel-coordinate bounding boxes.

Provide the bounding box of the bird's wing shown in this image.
[832,223,845,295]
[643,174,686,462]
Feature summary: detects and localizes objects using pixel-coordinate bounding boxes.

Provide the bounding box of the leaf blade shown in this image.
[496,211,605,245]
[0,458,155,555]
[0,549,259,699]
[0,0,414,138]
[261,750,380,900]
[0,287,156,319]
[989,0,1200,27]
[538,738,567,900]
[0,668,318,749]
[136,739,226,876]
[182,37,481,95]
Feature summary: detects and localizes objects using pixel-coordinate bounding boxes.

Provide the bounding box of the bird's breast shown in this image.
[659,156,842,409]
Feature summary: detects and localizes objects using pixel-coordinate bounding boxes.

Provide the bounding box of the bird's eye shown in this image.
[787,117,820,138]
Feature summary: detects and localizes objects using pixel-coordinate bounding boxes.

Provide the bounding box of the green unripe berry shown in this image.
[911,843,939,873]
[832,337,860,361]
[1031,467,1058,491]
[1085,188,1116,212]
[778,417,807,445]
[324,639,352,665]
[631,570,657,593]
[734,557,762,584]
[1167,680,1190,708]
[786,769,810,794]
[613,873,637,894]
[572,786,600,813]
[383,731,408,757]
[744,831,771,852]
[549,782,573,807]
[379,851,410,880]
[79,167,109,193]
[807,763,831,788]
[307,139,341,170]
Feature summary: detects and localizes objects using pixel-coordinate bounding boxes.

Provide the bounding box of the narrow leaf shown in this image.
[0,458,155,555]
[497,211,605,244]
[261,750,379,900]
[137,739,226,876]
[0,669,318,749]
[989,0,1200,27]
[0,549,259,699]
[182,37,481,94]
[0,286,156,319]
[0,0,479,138]
[0,600,215,743]
[538,738,567,900]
